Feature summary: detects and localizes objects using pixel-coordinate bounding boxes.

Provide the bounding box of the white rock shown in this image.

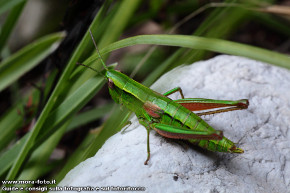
[53,55,290,193]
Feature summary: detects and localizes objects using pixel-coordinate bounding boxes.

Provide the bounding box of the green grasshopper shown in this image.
[79,30,249,165]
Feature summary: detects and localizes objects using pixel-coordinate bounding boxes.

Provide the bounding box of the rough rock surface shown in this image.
[54,55,290,193]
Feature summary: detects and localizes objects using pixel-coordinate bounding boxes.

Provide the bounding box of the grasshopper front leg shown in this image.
[138,118,152,165]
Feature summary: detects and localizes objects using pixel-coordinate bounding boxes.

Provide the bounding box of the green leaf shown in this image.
[0,74,106,178]
[0,0,26,15]
[82,107,129,160]
[0,135,27,177]
[0,1,26,54]
[2,1,114,181]
[0,104,23,151]
[14,123,67,187]
[53,130,99,183]
[67,103,114,131]
[85,34,290,70]
[0,32,66,92]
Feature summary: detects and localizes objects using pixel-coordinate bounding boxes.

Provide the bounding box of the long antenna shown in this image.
[76,62,99,73]
[89,29,108,70]
[76,61,107,79]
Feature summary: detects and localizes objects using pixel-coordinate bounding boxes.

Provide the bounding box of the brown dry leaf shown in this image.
[260,5,290,16]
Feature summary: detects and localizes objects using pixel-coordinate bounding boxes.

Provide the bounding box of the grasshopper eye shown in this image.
[108,78,114,89]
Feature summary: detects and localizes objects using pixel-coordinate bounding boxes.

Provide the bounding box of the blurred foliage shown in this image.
[0,0,289,191]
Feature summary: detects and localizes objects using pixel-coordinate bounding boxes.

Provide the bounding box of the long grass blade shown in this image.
[0,0,26,15]
[85,35,290,70]
[0,32,65,92]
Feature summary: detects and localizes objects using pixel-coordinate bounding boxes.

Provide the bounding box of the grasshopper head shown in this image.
[229,146,244,153]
